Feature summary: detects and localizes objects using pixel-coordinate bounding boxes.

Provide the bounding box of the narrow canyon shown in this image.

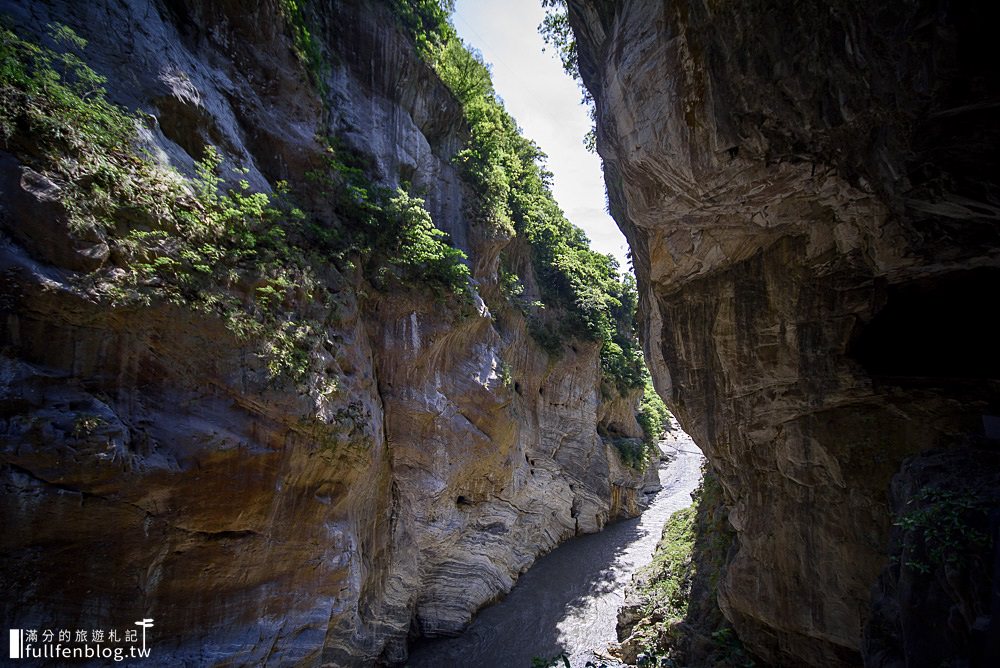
[1,1,997,667]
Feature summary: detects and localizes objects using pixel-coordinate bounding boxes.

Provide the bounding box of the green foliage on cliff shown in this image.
[0,24,325,381]
[278,0,328,94]
[895,487,990,574]
[644,503,698,621]
[539,0,596,151]
[0,23,138,231]
[637,373,671,448]
[626,472,755,667]
[610,438,649,471]
[0,22,130,151]
[305,137,471,298]
[380,189,472,294]
[610,374,670,471]
[0,23,470,383]
[388,2,645,393]
[539,0,579,85]
[388,0,455,59]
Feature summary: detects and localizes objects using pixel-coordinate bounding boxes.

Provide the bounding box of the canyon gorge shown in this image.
[1,0,998,667]
[0,0,660,664]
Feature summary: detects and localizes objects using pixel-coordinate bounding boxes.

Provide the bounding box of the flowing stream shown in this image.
[407,423,704,667]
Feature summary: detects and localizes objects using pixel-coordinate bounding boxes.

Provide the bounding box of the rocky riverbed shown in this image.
[408,421,704,667]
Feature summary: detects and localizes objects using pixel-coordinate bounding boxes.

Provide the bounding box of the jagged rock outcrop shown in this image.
[569,0,1000,665]
[0,0,656,665]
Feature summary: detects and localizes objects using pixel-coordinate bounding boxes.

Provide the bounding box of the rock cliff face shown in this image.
[569,0,1000,665]
[0,0,655,664]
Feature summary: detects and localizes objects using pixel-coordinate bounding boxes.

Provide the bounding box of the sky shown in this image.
[451,0,631,271]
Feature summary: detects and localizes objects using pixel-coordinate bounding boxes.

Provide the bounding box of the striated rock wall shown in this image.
[0,0,656,664]
[569,0,1000,665]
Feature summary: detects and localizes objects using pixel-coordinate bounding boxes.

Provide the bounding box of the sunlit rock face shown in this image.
[569,0,1000,665]
[0,0,654,665]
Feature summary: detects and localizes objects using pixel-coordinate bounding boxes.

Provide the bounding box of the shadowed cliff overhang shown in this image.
[565,0,1000,665]
[850,267,1000,381]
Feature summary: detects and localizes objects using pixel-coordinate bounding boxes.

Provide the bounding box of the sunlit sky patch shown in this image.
[452,0,631,271]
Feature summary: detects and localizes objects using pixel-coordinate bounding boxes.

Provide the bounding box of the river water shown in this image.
[407,423,704,667]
